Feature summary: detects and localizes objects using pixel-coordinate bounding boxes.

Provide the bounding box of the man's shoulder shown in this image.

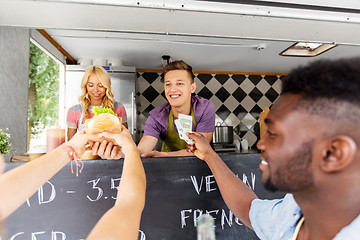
[250,194,301,240]
[251,194,300,221]
[144,102,169,138]
[192,96,215,117]
[333,214,360,239]
[253,194,296,206]
[149,102,171,116]
[192,96,212,105]
[193,96,214,109]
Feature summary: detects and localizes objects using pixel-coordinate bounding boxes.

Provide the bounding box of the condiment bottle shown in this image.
[197,214,216,240]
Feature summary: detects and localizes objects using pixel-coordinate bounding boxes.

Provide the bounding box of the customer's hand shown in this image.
[91,127,136,159]
[68,130,101,157]
[187,132,216,161]
[92,141,124,159]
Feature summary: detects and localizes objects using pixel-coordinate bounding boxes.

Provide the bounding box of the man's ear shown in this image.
[191,82,196,94]
[320,136,357,172]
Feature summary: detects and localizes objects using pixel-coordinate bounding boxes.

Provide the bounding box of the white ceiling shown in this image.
[2,0,360,72]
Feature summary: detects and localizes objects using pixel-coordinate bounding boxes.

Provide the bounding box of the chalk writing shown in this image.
[38,181,56,205]
[9,231,66,240]
[7,230,145,240]
[240,173,256,191]
[190,176,203,195]
[190,175,217,195]
[205,176,216,193]
[184,173,256,231]
[86,177,121,201]
[191,173,256,195]
[180,209,243,230]
[87,178,103,202]
[139,230,146,240]
[111,178,121,200]
[26,181,56,207]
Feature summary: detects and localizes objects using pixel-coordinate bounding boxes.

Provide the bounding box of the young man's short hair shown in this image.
[163,60,195,83]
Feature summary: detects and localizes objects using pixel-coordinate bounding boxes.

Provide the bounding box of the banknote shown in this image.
[174,119,183,137]
[177,114,195,144]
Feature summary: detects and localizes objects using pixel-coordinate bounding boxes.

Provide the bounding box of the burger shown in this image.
[82,107,122,159]
[86,107,122,131]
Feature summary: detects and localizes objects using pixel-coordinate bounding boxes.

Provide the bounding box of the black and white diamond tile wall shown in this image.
[136,72,283,148]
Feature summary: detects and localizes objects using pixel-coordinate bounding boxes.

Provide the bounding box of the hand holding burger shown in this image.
[85,107,123,145]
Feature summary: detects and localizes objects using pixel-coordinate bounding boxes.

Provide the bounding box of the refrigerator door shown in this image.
[109,72,137,135]
[65,66,136,137]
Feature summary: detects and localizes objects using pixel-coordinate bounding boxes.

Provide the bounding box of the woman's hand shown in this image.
[92,141,124,159]
[68,130,101,157]
[91,127,136,159]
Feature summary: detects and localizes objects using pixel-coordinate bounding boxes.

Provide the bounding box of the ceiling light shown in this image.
[162,55,171,67]
[280,42,337,57]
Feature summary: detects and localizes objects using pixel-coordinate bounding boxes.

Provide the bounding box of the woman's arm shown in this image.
[87,129,146,240]
[0,131,93,220]
[67,127,77,140]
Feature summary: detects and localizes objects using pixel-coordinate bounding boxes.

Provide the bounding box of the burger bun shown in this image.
[87,113,120,130]
[85,113,122,146]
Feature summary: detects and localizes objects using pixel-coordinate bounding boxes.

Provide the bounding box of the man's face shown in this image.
[164,70,196,108]
[257,94,315,193]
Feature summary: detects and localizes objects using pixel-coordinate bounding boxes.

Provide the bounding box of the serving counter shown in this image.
[4,153,284,240]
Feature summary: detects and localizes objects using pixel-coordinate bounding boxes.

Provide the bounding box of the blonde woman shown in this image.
[67,66,128,140]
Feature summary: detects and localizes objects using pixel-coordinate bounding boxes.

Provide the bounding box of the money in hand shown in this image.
[176,114,195,144]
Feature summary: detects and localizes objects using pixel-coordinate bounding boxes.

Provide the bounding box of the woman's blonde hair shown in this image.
[79,65,115,121]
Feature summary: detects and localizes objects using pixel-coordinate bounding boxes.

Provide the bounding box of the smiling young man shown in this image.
[138,60,215,157]
[187,58,360,239]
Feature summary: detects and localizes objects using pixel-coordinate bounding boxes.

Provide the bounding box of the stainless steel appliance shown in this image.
[213,123,233,144]
[213,143,238,153]
[65,65,137,138]
[212,123,237,152]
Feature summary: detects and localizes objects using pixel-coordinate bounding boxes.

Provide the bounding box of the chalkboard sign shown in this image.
[4,154,285,240]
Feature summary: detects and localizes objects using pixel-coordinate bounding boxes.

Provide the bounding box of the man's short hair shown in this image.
[282,57,360,106]
[281,57,360,125]
[163,60,195,83]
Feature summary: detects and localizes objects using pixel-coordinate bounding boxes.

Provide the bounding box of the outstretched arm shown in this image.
[67,127,77,140]
[187,132,258,229]
[0,131,92,220]
[140,132,213,158]
[87,128,146,240]
[137,135,158,155]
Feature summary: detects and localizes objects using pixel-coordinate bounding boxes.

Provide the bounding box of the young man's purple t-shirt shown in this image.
[144,96,215,140]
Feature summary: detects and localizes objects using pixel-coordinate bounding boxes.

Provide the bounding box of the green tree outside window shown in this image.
[28,42,60,147]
